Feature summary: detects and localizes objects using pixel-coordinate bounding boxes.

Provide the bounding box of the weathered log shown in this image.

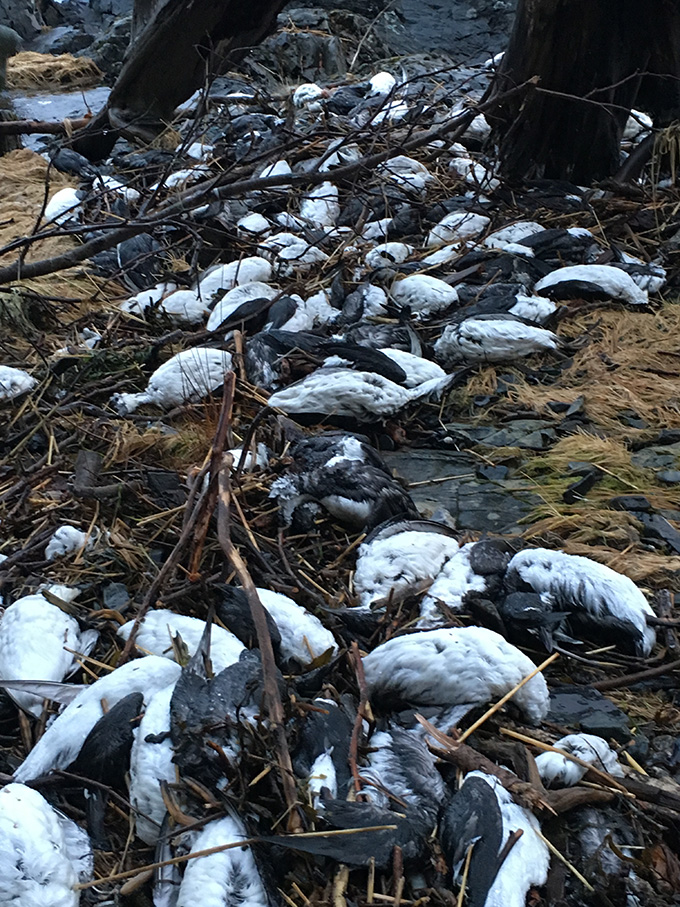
[487,0,680,183]
[72,0,288,160]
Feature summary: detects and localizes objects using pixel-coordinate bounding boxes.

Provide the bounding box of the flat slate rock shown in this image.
[549,684,631,743]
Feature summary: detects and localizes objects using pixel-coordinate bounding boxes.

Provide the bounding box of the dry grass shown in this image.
[6,52,102,91]
[0,150,114,352]
[512,307,680,431]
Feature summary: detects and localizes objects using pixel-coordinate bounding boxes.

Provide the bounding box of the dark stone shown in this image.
[631,443,680,469]
[29,25,93,55]
[562,468,602,504]
[102,582,130,612]
[548,684,631,743]
[657,470,680,485]
[476,465,509,481]
[82,15,132,80]
[609,494,653,512]
[624,733,650,764]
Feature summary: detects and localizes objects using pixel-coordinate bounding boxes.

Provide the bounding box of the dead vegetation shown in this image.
[6,52,102,91]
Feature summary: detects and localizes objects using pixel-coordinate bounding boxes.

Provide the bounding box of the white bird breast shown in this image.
[0,365,37,400]
[391,274,459,319]
[117,610,245,673]
[534,264,648,306]
[354,529,460,606]
[434,319,558,364]
[362,626,550,723]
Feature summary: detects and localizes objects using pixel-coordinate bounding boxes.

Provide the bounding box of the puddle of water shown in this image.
[9,86,111,150]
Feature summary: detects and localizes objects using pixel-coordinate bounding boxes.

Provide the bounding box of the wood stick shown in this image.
[456,652,559,743]
[590,657,680,691]
[0,116,90,135]
[216,449,302,833]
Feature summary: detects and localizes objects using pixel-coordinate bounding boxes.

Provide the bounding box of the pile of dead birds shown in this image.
[2,51,680,907]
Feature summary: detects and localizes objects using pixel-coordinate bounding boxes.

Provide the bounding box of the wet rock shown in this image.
[480,419,558,450]
[29,26,94,55]
[82,15,131,79]
[631,443,680,469]
[657,470,680,485]
[250,26,347,82]
[549,684,631,743]
[450,481,541,533]
[90,0,133,14]
[0,0,44,39]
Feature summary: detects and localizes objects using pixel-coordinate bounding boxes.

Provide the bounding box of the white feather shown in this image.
[0,783,92,907]
[158,289,210,324]
[435,318,558,364]
[176,814,268,907]
[418,544,488,627]
[391,274,459,319]
[300,181,339,228]
[0,365,36,400]
[426,212,490,248]
[44,187,82,225]
[307,750,337,807]
[196,256,272,299]
[378,348,446,387]
[0,589,89,718]
[354,530,459,607]
[465,771,550,907]
[482,222,544,251]
[365,242,413,270]
[535,733,623,788]
[117,610,245,672]
[256,588,338,664]
[45,525,95,560]
[363,626,550,723]
[129,682,177,844]
[120,281,177,317]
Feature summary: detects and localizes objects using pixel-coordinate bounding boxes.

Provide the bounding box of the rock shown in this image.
[657,470,680,485]
[548,684,631,743]
[90,0,133,14]
[29,26,94,56]
[0,0,44,40]
[82,15,132,79]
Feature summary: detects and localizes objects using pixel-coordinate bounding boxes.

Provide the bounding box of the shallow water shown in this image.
[9,86,110,150]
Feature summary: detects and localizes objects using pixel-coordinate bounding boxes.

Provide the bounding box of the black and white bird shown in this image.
[363,626,550,724]
[505,547,656,656]
[293,696,354,808]
[534,264,648,306]
[441,770,550,907]
[268,368,452,420]
[216,585,338,668]
[419,539,514,627]
[0,782,93,907]
[270,457,418,530]
[535,733,624,787]
[434,315,559,365]
[14,656,181,783]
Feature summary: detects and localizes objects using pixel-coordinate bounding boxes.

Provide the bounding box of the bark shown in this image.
[487,0,680,184]
[72,0,288,160]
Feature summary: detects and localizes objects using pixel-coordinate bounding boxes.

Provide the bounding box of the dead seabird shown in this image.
[0,586,97,718]
[0,782,93,907]
[111,347,233,414]
[391,273,460,319]
[14,656,181,783]
[441,770,550,907]
[534,263,648,306]
[267,368,451,420]
[535,733,623,787]
[505,547,656,656]
[363,626,550,723]
[434,315,559,365]
[353,520,460,607]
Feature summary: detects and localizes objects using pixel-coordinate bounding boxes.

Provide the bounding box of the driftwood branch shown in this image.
[0,117,90,136]
[0,79,534,287]
[216,442,302,833]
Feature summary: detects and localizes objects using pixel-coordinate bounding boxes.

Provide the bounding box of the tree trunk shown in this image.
[72,0,287,160]
[487,0,680,184]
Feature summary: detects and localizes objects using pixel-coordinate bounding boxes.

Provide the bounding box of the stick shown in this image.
[590,657,680,692]
[534,829,595,892]
[456,652,559,743]
[74,825,398,890]
[349,641,370,794]
[216,449,302,833]
[0,116,90,135]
